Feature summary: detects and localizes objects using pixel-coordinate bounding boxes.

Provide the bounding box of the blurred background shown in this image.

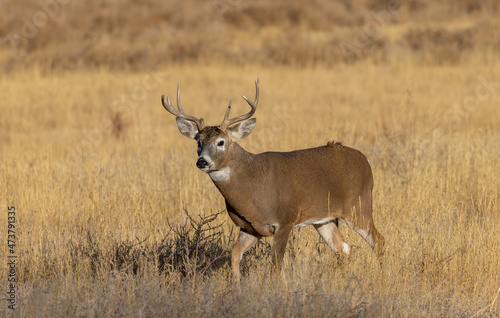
[1,0,499,71]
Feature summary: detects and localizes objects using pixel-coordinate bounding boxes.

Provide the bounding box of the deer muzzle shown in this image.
[196,157,210,170]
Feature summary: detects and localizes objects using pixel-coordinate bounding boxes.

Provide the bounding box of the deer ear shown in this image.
[176,117,198,139]
[227,118,256,141]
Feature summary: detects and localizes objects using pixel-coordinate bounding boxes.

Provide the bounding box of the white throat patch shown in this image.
[209,167,231,182]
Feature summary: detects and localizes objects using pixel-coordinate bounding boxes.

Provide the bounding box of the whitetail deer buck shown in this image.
[161,79,385,281]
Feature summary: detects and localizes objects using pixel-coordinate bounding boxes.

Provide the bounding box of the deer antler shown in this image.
[162,83,205,130]
[220,78,259,130]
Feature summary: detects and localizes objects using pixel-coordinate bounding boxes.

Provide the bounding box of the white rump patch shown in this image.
[295,217,335,228]
[209,167,231,182]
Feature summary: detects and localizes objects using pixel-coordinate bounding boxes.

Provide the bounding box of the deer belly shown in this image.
[294,217,336,228]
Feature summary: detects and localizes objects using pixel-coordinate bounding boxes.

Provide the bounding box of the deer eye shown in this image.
[217,140,225,147]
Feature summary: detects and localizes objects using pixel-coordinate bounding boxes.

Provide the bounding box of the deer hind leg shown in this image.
[232,230,259,282]
[343,214,385,263]
[314,219,350,255]
[343,197,385,263]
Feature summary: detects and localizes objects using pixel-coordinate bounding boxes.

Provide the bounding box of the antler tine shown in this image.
[220,78,259,130]
[242,78,259,109]
[161,83,205,130]
[176,83,184,113]
[220,100,232,126]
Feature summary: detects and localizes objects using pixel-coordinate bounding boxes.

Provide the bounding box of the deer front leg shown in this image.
[271,224,292,276]
[232,229,258,282]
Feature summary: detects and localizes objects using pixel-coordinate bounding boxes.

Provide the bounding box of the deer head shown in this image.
[161,79,259,174]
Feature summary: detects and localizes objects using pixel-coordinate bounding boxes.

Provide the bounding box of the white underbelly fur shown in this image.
[295,217,336,228]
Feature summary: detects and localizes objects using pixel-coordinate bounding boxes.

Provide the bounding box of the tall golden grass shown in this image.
[1,0,500,316]
[1,59,499,316]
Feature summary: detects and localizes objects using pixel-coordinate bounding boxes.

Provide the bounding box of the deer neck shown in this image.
[208,142,257,186]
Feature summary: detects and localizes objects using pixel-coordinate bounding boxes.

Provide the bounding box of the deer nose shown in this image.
[196,157,209,169]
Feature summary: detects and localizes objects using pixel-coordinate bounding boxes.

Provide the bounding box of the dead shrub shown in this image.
[157,210,273,279]
[68,230,148,277]
[157,210,230,277]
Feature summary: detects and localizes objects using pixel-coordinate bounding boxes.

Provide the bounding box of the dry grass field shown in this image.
[1,0,500,317]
